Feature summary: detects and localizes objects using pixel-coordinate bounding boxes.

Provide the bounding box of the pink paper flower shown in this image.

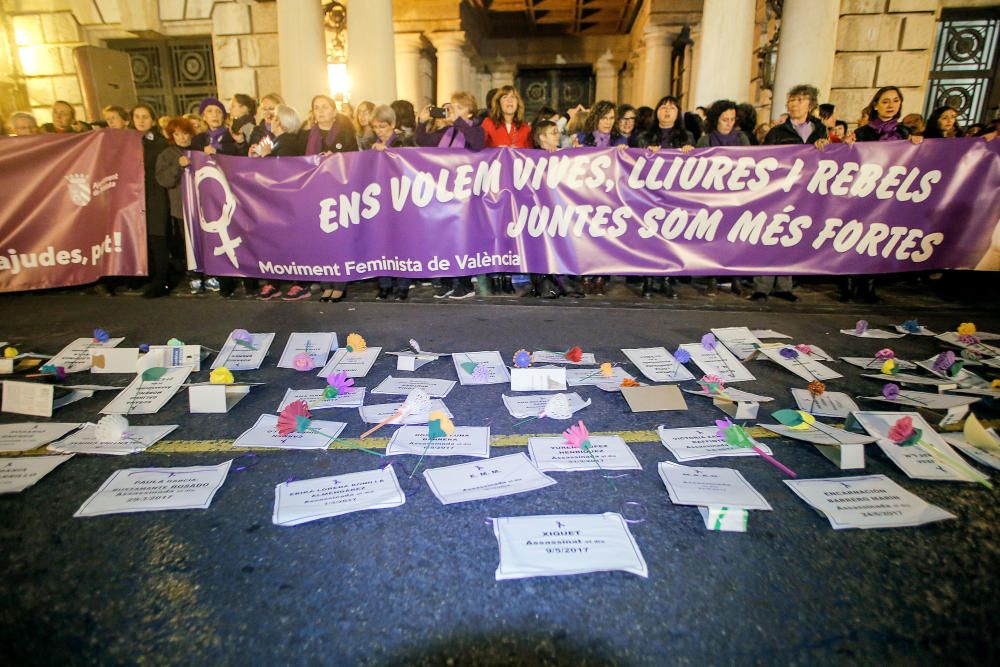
[564,346,583,363]
[875,348,895,360]
[277,400,312,437]
[563,420,591,450]
[292,353,315,371]
[888,416,916,444]
[795,344,813,355]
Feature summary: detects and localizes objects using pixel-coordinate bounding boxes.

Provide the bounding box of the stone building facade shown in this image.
[0,0,997,128]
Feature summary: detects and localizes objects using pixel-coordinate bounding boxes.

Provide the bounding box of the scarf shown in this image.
[437,124,467,149]
[205,126,227,149]
[710,130,742,146]
[305,122,341,155]
[658,127,674,146]
[591,130,611,148]
[868,117,903,141]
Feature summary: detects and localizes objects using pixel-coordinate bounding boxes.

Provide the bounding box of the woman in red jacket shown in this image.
[481,85,532,148]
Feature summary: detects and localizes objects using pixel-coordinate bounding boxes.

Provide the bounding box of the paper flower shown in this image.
[901,319,921,333]
[401,388,431,416]
[698,374,726,394]
[512,349,532,368]
[715,418,753,448]
[701,333,717,351]
[854,320,868,335]
[323,371,354,398]
[795,344,813,355]
[780,347,799,359]
[772,408,816,431]
[471,364,490,383]
[947,359,966,377]
[141,367,167,381]
[345,333,367,353]
[600,362,613,377]
[292,353,315,372]
[888,416,922,447]
[540,393,573,419]
[563,420,591,450]
[674,348,691,364]
[620,378,640,387]
[231,329,256,350]
[807,380,825,397]
[564,346,583,363]
[93,328,110,343]
[138,343,150,353]
[277,400,312,437]
[957,322,976,336]
[880,358,897,375]
[95,414,129,443]
[39,364,65,381]
[882,383,900,400]
[167,338,184,347]
[2,346,17,358]
[932,351,955,374]
[961,349,982,361]
[958,333,981,345]
[992,379,1000,391]
[427,410,455,440]
[875,348,895,360]
[210,367,234,385]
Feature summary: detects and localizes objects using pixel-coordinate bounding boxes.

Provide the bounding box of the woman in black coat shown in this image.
[132,104,172,298]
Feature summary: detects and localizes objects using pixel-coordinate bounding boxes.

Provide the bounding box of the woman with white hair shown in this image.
[251,104,302,157]
[9,111,39,136]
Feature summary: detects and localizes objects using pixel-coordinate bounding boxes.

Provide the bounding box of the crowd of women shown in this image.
[3,82,998,303]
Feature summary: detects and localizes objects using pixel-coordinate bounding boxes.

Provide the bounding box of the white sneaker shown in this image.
[204,277,221,292]
[189,279,203,294]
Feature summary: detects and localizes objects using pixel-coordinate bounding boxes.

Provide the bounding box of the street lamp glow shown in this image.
[327,63,350,100]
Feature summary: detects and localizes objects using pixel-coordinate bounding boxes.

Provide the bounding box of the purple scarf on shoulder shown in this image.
[868,117,904,141]
[437,124,467,149]
[205,126,227,149]
[710,130,742,146]
[305,122,341,155]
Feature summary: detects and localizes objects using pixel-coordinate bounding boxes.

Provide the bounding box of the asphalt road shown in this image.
[0,289,997,666]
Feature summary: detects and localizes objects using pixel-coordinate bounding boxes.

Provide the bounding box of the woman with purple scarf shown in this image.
[696,99,750,147]
[189,97,241,156]
[572,100,627,148]
[294,94,358,302]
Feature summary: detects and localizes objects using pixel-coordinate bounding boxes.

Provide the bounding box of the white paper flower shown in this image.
[95,414,130,443]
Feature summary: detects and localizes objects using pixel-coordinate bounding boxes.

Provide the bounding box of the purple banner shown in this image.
[0,130,147,292]
[183,138,1000,280]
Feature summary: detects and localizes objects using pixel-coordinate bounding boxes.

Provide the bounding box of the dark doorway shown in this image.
[516,65,594,117]
[107,37,217,118]
[924,8,1000,126]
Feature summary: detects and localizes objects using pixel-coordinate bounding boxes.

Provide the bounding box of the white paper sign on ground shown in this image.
[492,513,648,580]
[233,414,347,450]
[386,425,490,458]
[101,366,192,415]
[277,387,366,411]
[359,399,451,425]
[2,381,55,417]
[657,425,772,462]
[758,423,872,470]
[758,346,842,381]
[48,424,177,455]
[840,357,917,371]
[678,343,755,383]
[684,388,774,403]
[74,460,232,517]
[935,331,1000,357]
[528,435,641,472]
[212,332,274,371]
[272,466,405,527]
[501,393,591,419]
[657,461,772,511]
[621,347,695,382]
[0,422,81,452]
[0,455,73,494]
[143,344,203,372]
[47,337,125,373]
[791,389,858,418]
[860,390,978,412]
[395,353,439,371]
[452,351,511,385]
[839,328,905,339]
[371,375,456,398]
[510,367,567,391]
[893,323,935,336]
[750,329,791,339]
[850,411,978,482]
[188,384,252,413]
[861,372,957,389]
[711,327,765,360]
[531,350,597,365]
[566,366,635,386]
[277,332,338,369]
[423,452,556,505]
[941,435,1000,472]
[699,507,749,532]
[784,475,955,529]
[316,346,382,379]
[915,357,990,389]
[89,348,140,374]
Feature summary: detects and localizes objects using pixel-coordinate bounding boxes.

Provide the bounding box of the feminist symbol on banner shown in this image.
[194,162,243,268]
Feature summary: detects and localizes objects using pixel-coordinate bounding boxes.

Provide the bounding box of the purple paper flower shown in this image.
[882,383,900,400]
[958,333,980,345]
[674,348,691,364]
[701,333,716,351]
[780,347,799,359]
[932,350,955,374]
[93,328,110,343]
[854,320,869,335]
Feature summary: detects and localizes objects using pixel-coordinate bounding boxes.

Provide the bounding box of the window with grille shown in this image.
[107,38,217,118]
[924,9,1000,126]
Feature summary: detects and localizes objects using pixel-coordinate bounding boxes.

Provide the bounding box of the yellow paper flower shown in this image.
[992,379,1000,391]
[346,333,367,353]
[957,322,976,336]
[600,362,613,377]
[788,410,816,431]
[2,346,17,358]
[880,358,897,375]
[210,367,234,385]
[428,410,455,436]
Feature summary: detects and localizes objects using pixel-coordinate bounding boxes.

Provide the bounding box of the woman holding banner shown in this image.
[132,104,171,298]
[369,105,416,301]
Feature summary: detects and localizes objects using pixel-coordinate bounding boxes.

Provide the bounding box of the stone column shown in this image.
[347,0,397,104]
[594,49,618,104]
[691,0,755,107]
[770,0,840,119]
[639,26,673,105]
[395,32,425,106]
[277,0,328,113]
[429,31,465,104]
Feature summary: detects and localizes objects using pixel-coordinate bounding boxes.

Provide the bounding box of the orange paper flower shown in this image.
[620,378,640,387]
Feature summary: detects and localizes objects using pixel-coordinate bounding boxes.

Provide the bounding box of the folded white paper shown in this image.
[492,513,648,580]
[528,435,641,472]
[47,337,125,373]
[452,351,511,385]
[657,425,772,462]
[277,332,338,369]
[386,425,490,458]
[840,356,916,371]
[272,466,405,526]
[699,506,749,532]
[657,461,772,510]
[142,344,203,372]
[711,327,765,360]
[316,346,382,379]
[566,366,635,386]
[423,452,556,505]
[501,393,591,419]
[89,348,140,374]
[510,367,567,391]
[74,460,232,517]
[678,343,755,383]
[850,411,979,482]
[759,346,841,381]
[188,383,251,413]
[212,332,274,371]
[359,399,451,425]
[48,423,177,455]
[0,455,73,494]
[531,350,597,365]
[101,366,192,415]
[277,387,366,411]
[233,413,347,450]
[790,388,858,418]
[839,328,905,339]
[371,375,456,398]
[0,422,81,452]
